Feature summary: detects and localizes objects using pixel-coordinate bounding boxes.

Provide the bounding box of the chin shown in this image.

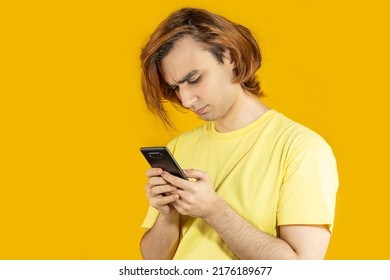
[199,113,215,121]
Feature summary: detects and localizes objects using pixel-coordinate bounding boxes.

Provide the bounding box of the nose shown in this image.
[177,87,197,109]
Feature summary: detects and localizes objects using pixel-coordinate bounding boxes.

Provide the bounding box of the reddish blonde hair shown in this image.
[140,7,263,128]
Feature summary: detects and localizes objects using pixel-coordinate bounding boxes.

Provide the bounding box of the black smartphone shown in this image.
[140,146,188,180]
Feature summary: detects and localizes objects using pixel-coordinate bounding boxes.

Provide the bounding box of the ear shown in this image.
[223,50,235,68]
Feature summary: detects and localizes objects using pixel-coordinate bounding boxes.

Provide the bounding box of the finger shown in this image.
[171,199,188,215]
[184,169,209,181]
[148,176,168,186]
[154,193,180,206]
[145,176,169,193]
[161,171,190,189]
[145,168,163,178]
[149,185,177,197]
[173,188,197,205]
[145,170,166,192]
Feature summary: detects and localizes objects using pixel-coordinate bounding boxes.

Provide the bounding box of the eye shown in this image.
[166,84,178,91]
[188,76,201,85]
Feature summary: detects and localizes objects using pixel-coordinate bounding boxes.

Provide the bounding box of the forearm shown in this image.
[204,197,298,260]
[140,211,180,259]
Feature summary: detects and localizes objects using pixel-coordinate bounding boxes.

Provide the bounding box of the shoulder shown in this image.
[167,122,209,152]
[269,111,330,148]
[271,114,337,182]
[265,111,336,167]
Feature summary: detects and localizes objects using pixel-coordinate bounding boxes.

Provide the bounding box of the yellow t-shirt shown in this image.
[141,109,338,259]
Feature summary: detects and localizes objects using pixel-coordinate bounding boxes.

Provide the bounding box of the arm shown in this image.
[204,197,330,259]
[162,169,331,260]
[140,168,181,259]
[140,210,180,260]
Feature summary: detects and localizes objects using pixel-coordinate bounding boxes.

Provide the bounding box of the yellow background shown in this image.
[1,0,389,259]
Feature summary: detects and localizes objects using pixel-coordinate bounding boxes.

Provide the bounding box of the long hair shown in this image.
[140,7,263,128]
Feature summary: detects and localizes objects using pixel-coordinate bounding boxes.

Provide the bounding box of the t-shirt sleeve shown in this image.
[277,132,339,232]
[141,205,159,229]
[140,137,180,229]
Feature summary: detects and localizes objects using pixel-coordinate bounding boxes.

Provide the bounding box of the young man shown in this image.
[139,7,338,259]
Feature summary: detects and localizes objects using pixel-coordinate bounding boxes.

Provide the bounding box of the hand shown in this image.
[161,169,219,218]
[145,168,179,215]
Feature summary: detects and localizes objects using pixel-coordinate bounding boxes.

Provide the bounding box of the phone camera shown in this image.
[149,152,163,159]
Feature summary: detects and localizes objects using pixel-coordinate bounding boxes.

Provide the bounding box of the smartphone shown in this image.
[140,146,188,180]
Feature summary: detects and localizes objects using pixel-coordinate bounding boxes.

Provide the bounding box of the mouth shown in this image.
[194,105,208,115]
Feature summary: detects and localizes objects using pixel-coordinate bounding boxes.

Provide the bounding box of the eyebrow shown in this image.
[167,70,199,88]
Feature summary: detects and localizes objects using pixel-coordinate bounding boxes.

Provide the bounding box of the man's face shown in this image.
[160,37,243,123]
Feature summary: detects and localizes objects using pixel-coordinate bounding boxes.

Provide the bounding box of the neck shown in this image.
[214,94,269,133]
